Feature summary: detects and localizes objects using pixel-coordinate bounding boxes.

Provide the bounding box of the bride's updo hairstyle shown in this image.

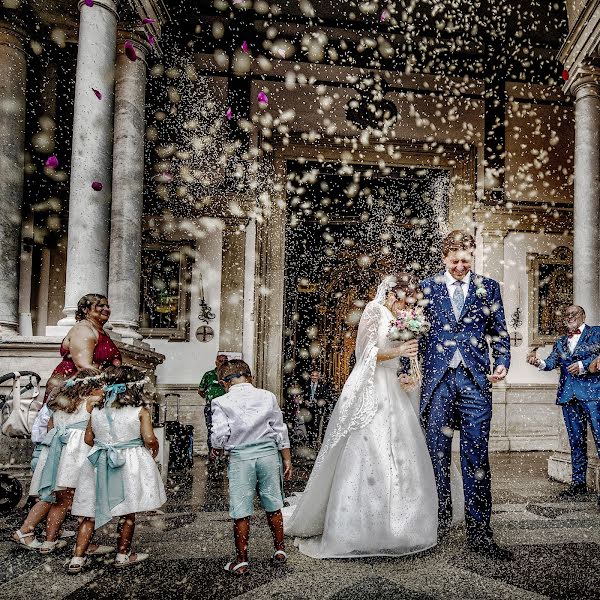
[389,272,420,303]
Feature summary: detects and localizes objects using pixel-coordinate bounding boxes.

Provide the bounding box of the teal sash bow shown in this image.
[88,438,144,529]
[38,419,88,503]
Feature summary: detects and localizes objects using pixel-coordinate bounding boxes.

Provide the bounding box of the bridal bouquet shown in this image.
[388,307,430,384]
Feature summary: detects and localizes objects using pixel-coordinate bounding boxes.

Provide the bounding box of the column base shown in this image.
[548,451,600,492]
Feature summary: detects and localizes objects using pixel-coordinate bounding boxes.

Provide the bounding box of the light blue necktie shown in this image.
[449,280,465,368]
[38,420,88,503]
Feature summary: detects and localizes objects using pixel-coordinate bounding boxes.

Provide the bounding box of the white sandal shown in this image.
[39,539,67,554]
[224,560,249,575]
[272,550,287,564]
[12,530,42,550]
[114,552,149,568]
[67,556,87,574]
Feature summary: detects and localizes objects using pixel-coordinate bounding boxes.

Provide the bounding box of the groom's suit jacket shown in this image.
[541,325,600,405]
[419,272,511,411]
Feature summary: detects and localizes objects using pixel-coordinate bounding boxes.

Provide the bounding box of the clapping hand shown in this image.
[526,348,541,367]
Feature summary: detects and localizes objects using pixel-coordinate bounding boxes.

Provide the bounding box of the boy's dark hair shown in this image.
[47,368,103,413]
[217,359,252,382]
[441,230,476,257]
[102,365,151,408]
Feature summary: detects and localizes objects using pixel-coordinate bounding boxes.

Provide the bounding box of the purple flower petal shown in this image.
[92,88,102,100]
[380,9,390,21]
[241,40,249,53]
[124,40,138,62]
[257,91,269,106]
[45,155,59,168]
[148,34,155,46]
[91,181,103,191]
[84,0,94,6]
[226,107,233,120]
[142,18,156,24]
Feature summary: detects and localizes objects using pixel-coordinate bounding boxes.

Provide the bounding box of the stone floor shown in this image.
[1,452,600,600]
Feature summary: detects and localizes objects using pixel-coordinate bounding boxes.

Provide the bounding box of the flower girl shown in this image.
[69,366,166,573]
[12,369,104,552]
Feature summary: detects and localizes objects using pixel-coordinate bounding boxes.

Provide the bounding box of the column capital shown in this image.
[564,64,600,98]
[0,20,28,56]
[78,0,119,20]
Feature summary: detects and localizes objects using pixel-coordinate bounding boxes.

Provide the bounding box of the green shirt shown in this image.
[199,369,226,402]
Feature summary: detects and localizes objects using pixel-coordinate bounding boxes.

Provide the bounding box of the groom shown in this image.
[419,230,512,560]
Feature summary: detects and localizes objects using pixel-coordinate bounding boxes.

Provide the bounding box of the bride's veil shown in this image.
[313,275,396,470]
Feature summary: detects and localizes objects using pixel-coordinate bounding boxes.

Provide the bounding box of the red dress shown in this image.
[44,330,122,402]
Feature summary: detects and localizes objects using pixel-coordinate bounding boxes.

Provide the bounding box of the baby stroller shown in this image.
[0,371,41,514]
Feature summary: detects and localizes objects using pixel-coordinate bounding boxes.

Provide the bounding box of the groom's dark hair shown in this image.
[442,230,476,257]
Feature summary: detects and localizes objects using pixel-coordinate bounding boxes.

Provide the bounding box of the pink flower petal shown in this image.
[124,40,138,62]
[380,9,390,21]
[45,155,59,168]
[84,0,94,6]
[91,181,103,191]
[92,88,102,100]
[241,40,249,53]
[257,91,268,106]
[142,18,156,24]
[148,34,155,46]
[277,48,286,58]
[226,107,233,120]
[233,0,244,4]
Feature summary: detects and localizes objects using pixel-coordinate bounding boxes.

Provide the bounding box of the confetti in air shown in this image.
[241,40,249,53]
[45,155,59,168]
[83,0,93,6]
[124,40,138,62]
[91,181,103,191]
[257,91,268,106]
[226,107,233,120]
[92,88,102,100]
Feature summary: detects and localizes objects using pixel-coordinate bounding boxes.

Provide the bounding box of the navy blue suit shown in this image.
[419,272,511,540]
[541,325,600,484]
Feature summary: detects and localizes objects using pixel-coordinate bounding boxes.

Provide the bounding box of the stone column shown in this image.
[219,222,246,353]
[108,35,148,341]
[0,22,27,336]
[480,228,507,286]
[572,71,600,324]
[57,0,118,326]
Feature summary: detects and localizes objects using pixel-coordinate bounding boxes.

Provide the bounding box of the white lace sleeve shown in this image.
[314,301,382,467]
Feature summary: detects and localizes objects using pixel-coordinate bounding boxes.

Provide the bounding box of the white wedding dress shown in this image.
[284,284,462,559]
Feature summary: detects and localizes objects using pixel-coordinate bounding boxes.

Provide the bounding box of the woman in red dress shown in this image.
[44,294,122,402]
[13,294,123,550]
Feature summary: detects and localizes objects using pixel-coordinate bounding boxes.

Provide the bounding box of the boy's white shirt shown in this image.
[211,383,290,451]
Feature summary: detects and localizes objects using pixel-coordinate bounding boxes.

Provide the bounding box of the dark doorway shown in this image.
[283,159,450,399]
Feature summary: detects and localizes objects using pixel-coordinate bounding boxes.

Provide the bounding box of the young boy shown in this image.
[211,359,293,575]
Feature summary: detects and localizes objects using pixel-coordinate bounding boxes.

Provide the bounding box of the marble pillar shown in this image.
[108,36,148,341]
[0,23,27,336]
[58,0,118,326]
[219,223,246,353]
[480,229,507,286]
[572,72,600,324]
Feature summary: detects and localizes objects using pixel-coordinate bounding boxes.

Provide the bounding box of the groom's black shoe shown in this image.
[467,537,513,561]
[557,483,587,500]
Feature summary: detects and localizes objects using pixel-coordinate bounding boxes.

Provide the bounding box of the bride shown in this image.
[284,272,457,558]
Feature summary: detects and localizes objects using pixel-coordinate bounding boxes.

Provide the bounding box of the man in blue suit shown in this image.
[527,305,600,502]
[420,230,512,560]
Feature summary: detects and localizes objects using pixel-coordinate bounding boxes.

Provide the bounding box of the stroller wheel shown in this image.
[0,473,23,514]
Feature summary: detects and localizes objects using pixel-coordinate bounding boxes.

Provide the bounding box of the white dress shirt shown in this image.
[538,323,586,374]
[211,383,291,451]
